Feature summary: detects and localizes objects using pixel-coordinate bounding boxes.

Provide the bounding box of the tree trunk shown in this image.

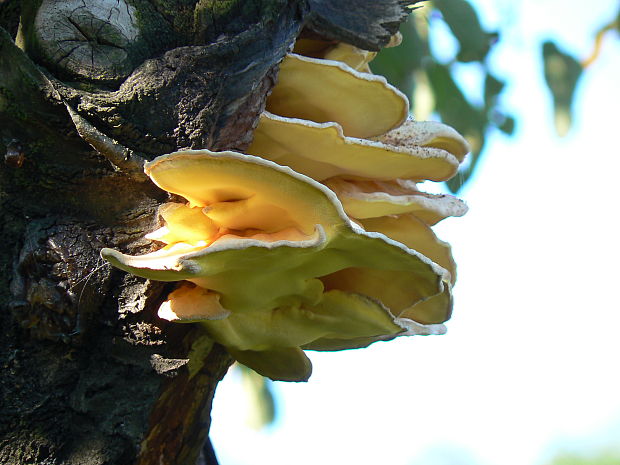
[0,1,412,463]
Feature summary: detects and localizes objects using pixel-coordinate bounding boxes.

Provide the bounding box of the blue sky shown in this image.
[211,1,620,464]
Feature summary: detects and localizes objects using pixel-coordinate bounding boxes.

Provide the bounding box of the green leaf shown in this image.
[483,72,515,135]
[371,14,428,95]
[542,40,583,136]
[545,450,620,465]
[498,115,515,135]
[483,71,505,110]
[426,62,485,149]
[238,364,277,429]
[434,0,497,63]
[425,62,486,193]
[372,5,514,193]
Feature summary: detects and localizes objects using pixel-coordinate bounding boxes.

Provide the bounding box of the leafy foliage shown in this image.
[372,3,513,193]
[237,364,277,429]
[544,450,620,465]
[372,0,618,193]
[541,3,620,137]
[434,0,497,63]
[542,40,583,137]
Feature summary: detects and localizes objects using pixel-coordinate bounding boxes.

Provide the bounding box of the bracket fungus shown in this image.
[101,35,470,382]
[247,112,462,182]
[266,53,409,138]
[293,32,401,74]
[102,150,448,381]
[323,178,468,222]
[259,47,469,227]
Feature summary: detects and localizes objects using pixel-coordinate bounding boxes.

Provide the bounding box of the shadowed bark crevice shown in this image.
[0,0,20,38]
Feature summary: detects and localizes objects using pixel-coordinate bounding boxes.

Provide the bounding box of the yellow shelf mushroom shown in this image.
[266,53,409,138]
[293,32,401,73]
[359,214,457,285]
[371,117,470,163]
[247,112,461,182]
[324,178,468,223]
[264,42,470,230]
[102,32,470,382]
[101,150,450,381]
[247,111,469,227]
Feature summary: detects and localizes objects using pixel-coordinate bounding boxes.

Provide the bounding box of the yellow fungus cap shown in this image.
[323,42,376,73]
[293,32,401,73]
[324,178,468,223]
[266,53,408,138]
[162,286,445,381]
[247,112,460,182]
[145,203,218,246]
[158,283,231,322]
[101,150,451,380]
[360,214,457,284]
[143,149,347,235]
[372,117,470,163]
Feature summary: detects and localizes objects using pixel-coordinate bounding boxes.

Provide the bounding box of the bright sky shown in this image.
[211,1,620,464]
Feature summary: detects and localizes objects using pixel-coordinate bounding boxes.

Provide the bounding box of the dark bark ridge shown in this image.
[306,0,426,51]
[1,1,417,463]
[0,0,20,38]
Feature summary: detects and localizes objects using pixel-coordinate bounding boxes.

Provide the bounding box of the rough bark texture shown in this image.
[0,1,414,463]
[306,0,425,51]
[1,1,305,463]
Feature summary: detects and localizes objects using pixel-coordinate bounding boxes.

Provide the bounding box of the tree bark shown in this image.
[0,1,414,463]
[1,2,304,462]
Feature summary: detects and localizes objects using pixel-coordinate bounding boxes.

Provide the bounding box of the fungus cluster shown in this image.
[101,37,469,382]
